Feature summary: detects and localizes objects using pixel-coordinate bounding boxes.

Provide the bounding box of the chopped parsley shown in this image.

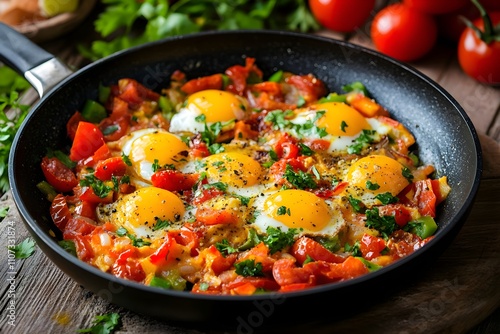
[277,205,291,216]
[348,195,364,213]
[152,218,171,231]
[365,207,397,238]
[344,240,362,257]
[215,239,237,257]
[402,167,414,183]
[375,192,399,205]
[340,120,348,133]
[260,226,298,254]
[77,312,120,334]
[115,227,151,247]
[58,240,77,256]
[234,259,264,277]
[347,129,376,154]
[264,109,327,138]
[80,174,112,198]
[283,164,317,189]
[121,153,132,166]
[298,142,314,156]
[10,238,36,259]
[366,180,380,190]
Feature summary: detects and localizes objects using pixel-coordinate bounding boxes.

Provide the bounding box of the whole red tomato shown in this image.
[371,3,437,62]
[309,0,376,32]
[403,0,469,14]
[458,11,500,85]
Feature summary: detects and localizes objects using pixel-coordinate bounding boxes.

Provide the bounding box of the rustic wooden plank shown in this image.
[487,106,500,143]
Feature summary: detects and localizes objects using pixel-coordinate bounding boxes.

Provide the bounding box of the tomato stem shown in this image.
[463,0,500,43]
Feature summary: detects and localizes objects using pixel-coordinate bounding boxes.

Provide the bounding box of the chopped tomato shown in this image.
[415,179,437,217]
[304,256,369,281]
[99,115,131,143]
[225,57,263,95]
[41,156,78,192]
[285,74,327,103]
[94,157,127,181]
[149,234,186,267]
[387,230,426,259]
[202,245,237,275]
[347,93,387,117]
[269,157,306,185]
[79,143,112,169]
[151,170,199,192]
[118,78,160,108]
[112,248,146,282]
[50,194,73,230]
[76,186,114,204]
[69,122,105,162]
[189,138,210,158]
[238,242,275,273]
[66,111,84,140]
[305,139,330,151]
[62,216,97,239]
[234,120,259,140]
[171,229,201,257]
[74,200,97,221]
[272,258,315,287]
[378,204,412,227]
[291,237,345,265]
[181,74,223,94]
[360,234,386,260]
[192,187,224,205]
[73,235,94,262]
[225,276,280,294]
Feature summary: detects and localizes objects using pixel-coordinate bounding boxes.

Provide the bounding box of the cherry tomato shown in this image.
[291,237,345,265]
[94,157,127,181]
[371,3,438,62]
[308,0,376,33]
[403,0,469,14]
[41,156,78,193]
[151,170,199,192]
[458,12,500,85]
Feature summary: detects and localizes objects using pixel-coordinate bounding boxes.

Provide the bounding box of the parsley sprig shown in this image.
[81,0,320,60]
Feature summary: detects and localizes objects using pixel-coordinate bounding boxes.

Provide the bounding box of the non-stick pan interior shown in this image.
[9,30,481,328]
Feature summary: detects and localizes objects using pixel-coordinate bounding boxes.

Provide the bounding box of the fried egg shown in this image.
[290,102,392,152]
[121,128,189,184]
[97,187,186,239]
[169,89,248,133]
[343,155,410,206]
[182,151,266,197]
[252,189,346,237]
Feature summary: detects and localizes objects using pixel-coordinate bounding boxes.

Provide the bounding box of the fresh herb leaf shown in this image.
[347,129,376,154]
[59,240,77,256]
[344,241,362,257]
[234,259,264,277]
[283,164,317,189]
[277,205,291,216]
[303,254,315,264]
[366,180,380,190]
[260,226,298,254]
[348,195,364,213]
[340,120,348,133]
[11,238,36,259]
[375,192,399,205]
[298,142,314,156]
[0,206,8,219]
[215,239,237,257]
[80,174,112,198]
[77,312,120,334]
[402,167,414,183]
[365,207,397,238]
[121,153,132,166]
[268,70,283,82]
[342,81,370,97]
[153,218,171,231]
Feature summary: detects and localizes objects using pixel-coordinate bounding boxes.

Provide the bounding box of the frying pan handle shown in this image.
[0,22,73,98]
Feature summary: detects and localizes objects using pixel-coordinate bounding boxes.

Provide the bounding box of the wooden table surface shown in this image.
[1,3,499,333]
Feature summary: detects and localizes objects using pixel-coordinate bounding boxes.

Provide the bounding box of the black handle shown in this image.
[0,22,55,74]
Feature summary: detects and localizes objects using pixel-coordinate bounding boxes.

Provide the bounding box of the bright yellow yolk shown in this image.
[264,190,331,232]
[129,131,188,171]
[315,102,371,137]
[186,89,244,123]
[346,155,410,202]
[203,152,262,188]
[111,187,185,229]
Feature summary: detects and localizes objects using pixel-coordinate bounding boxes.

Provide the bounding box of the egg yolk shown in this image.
[129,131,188,174]
[203,152,262,187]
[346,155,410,199]
[264,189,331,232]
[111,187,185,228]
[186,89,245,123]
[315,102,371,137]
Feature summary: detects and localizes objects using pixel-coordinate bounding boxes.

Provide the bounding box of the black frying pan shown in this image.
[1,23,482,331]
